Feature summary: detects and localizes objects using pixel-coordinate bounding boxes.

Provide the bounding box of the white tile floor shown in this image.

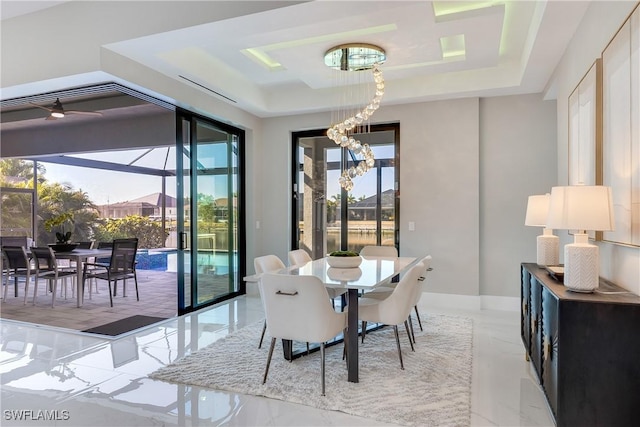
[0,294,555,426]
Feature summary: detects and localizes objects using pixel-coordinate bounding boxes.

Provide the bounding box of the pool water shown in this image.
[136,249,232,275]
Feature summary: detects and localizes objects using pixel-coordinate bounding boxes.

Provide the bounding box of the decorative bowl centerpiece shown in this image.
[327,267,362,281]
[326,250,362,268]
[48,243,79,252]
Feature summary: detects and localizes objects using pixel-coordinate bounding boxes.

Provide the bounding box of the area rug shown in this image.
[150,313,473,426]
[82,315,167,336]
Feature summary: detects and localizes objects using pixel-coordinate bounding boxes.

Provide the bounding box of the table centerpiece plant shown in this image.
[44,211,78,251]
[327,250,362,268]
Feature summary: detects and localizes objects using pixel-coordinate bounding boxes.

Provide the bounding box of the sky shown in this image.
[39,144,396,206]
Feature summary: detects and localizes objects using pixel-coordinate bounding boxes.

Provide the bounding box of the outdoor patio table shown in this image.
[53,248,112,307]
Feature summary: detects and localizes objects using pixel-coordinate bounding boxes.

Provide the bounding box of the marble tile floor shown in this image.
[0,294,555,427]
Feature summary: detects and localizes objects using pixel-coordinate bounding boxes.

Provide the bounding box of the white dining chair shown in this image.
[254,254,286,349]
[359,245,398,257]
[365,255,433,339]
[356,262,424,370]
[287,249,312,266]
[288,248,347,310]
[261,273,347,396]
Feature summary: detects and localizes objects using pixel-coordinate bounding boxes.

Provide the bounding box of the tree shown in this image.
[37,181,100,245]
[0,158,46,187]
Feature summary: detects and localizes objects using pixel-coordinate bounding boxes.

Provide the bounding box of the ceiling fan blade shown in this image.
[29,102,53,113]
[66,110,103,116]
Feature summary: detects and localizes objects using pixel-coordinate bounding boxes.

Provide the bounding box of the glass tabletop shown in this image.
[282,256,419,291]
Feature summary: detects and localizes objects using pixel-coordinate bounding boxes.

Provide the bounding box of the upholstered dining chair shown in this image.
[260,273,347,396]
[1,246,40,304]
[31,246,78,307]
[287,248,312,266]
[356,262,424,370]
[359,245,398,257]
[288,248,347,310]
[365,255,433,340]
[254,254,287,349]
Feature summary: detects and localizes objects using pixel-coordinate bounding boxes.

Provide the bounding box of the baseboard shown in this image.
[246,285,520,312]
[420,292,519,312]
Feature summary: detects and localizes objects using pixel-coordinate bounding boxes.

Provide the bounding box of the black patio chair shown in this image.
[82,238,139,307]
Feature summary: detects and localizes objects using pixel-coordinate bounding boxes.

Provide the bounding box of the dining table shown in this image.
[53,248,112,307]
[245,254,422,383]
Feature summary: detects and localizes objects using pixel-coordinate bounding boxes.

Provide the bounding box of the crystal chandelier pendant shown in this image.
[324,44,386,191]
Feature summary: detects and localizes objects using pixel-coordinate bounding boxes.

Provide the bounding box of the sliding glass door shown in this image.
[292,123,399,257]
[176,110,245,314]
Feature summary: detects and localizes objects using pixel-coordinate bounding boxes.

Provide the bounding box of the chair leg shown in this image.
[108,280,114,307]
[414,305,423,331]
[32,277,39,305]
[3,274,10,301]
[263,337,277,384]
[51,280,58,308]
[408,314,416,344]
[393,325,404,370]
[361,321,367,343]
[320,342,326,396]
[258,320,267,349]
[342,328,348,363]
[23,275,30,305]
[404,320,415,352]
[134,275,139,301]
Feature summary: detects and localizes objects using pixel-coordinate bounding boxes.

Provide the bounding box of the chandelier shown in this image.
[324,43,386,191]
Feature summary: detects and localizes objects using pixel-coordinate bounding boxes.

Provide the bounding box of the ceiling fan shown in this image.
[30,98,103,120]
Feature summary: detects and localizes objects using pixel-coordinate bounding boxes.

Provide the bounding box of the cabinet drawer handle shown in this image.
[543,334,552,361]
[531,316,538,334]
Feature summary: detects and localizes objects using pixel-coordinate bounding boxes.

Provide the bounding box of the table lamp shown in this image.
[546,185,615,292]
[525,193,559,266]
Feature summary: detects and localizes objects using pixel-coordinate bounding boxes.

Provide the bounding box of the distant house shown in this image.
[98,193,178,219]
[348,189,396,220]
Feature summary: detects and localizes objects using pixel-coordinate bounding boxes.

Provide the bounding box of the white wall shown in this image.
[549,1,640,293]
[479,94,557,297]
[254,95,556,298]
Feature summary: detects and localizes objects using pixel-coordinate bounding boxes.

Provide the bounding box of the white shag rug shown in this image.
[149,313,473,426]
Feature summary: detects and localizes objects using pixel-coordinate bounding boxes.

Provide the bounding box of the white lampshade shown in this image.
[525,193,559,266]
[546,186,615,232]
[545,185,615,293]
[525,194,550,226]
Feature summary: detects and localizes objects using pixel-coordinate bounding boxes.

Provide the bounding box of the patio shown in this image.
[1,270,178,333]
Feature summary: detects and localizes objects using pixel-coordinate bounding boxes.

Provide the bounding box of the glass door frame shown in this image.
[175,108,246,316]
[290,122,400,253]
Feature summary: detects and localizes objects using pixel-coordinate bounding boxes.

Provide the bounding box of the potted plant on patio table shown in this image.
[44,211,79,252]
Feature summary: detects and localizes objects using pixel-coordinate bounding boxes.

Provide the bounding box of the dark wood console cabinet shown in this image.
[521,263,640,427]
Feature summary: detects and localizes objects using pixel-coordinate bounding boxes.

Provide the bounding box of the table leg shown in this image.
[346,288,359,383]
[76,257,84,308]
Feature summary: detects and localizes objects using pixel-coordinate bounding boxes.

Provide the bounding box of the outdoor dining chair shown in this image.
[82,238,139,307]
[31,246,78,307]
[261,273,347,396]
[2,246,39,305]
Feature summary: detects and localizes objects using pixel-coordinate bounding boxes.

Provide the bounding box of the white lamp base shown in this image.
[536,229,559,266]
[564,233,599,292]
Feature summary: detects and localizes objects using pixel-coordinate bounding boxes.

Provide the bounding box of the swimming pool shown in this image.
[136,249,233,275]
